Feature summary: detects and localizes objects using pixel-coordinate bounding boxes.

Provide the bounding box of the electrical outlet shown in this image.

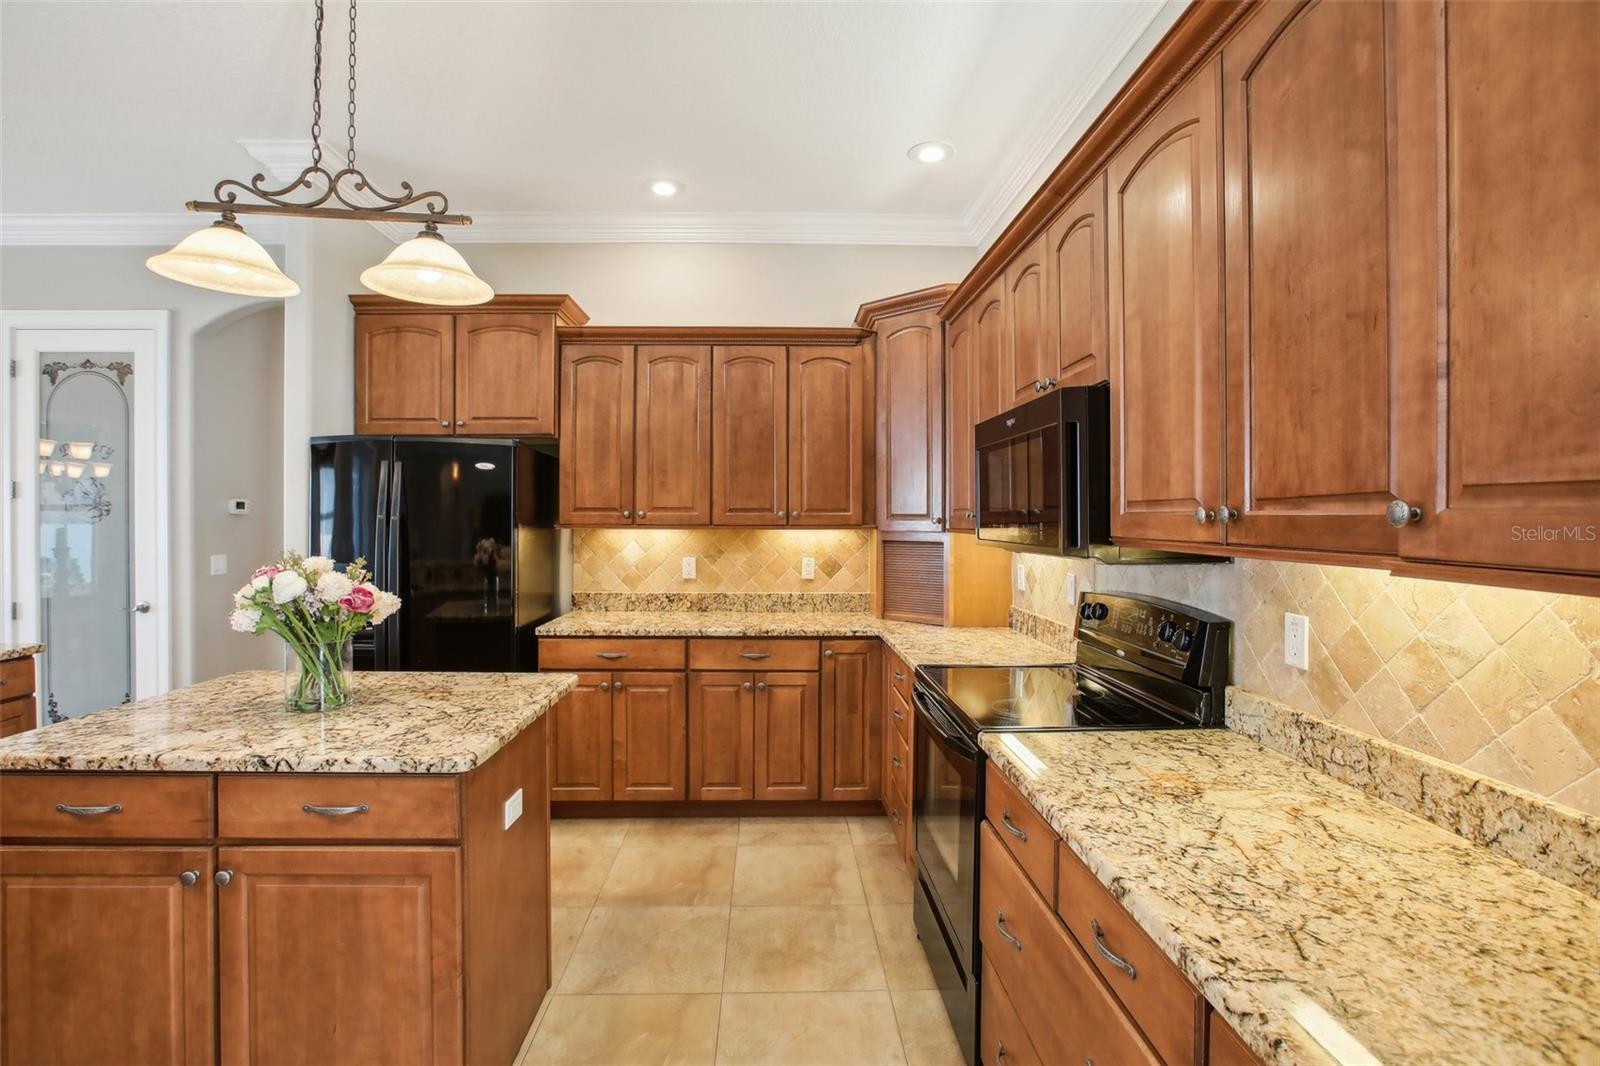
[801,556,816,580]
[1065,573,1077,610]
[1284,613,1310,670]
[1015,559,1027,592]
[681,556,697,580]
[502,788,524,830]
[209,553,228,577]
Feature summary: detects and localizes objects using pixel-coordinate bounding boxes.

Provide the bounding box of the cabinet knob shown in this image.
[756,681,767,691]
[599,681,611,691]
[742,681,753,691]
[1386,499,1423,527]
[1218,506,1239,524]
[621,510,632,518]
[933,515,944,526]
[777,510,787,518]
[612,681,624,692]
[638,511,647,519]
[440,420,449,428]
[214,870,234,887]
[1193,507,1215,524]
[455,420,465,427]
[823,649,834,658]
[179,869,200,887]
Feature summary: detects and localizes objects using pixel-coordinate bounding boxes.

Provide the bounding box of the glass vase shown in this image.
[283,637,354,713]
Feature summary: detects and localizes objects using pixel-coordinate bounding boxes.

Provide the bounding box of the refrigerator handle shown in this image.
[385,460,404,669]
[371,458,390,670]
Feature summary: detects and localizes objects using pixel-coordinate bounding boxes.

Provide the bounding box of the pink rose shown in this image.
[340,586,376,613]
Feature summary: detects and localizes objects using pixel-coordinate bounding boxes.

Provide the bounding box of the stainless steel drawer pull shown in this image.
[1001,809,1029,842]
[302,803,370,817]
[739,651,770,660]
[891,756,903,769]
[596,651,629,661]
[995,910,1022,951]
[179,869,200,887]
[996,1043,1008,1063]
[894,671,905,682]
[55,803,122,817]
[891,707,904,721]
[1090,918,1136,979]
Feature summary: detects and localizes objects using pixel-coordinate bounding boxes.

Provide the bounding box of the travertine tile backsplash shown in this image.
[574,529,871,595]
[1015,555,1600,815]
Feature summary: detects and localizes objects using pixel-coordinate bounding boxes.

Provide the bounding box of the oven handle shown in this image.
[912,686,981,758]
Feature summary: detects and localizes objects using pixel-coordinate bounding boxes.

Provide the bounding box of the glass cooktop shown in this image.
[916,664,1203,733]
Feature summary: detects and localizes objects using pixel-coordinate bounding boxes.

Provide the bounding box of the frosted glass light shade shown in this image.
[360,230,493,305]
[146,220,300,298]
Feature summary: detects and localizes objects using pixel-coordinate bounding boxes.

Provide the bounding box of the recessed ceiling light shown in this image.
[908,141,954,164]
[649,179,683,198]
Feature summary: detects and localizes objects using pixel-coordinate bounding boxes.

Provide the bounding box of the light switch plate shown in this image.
[681,556,697,580]
[503,788,523,830]
[1284,613,1310,670]
[209,554,228,577]
[226,498,250,516]
[801,556,816,580]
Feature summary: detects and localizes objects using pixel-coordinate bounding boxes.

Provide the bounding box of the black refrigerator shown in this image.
[309,436,566,672]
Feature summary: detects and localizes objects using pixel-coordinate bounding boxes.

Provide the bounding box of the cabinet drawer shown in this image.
[0,773,213,841]
[1209,1014,1262,1066]
[979,825,1158,1066]
[889,725,910,781]
[984,763,1058,901]
[1,695,34,738]
[981,964,1044,1066]
[884,777,909,849]
[0,655,35,698]
[218,775,460,841]
[886,651,913,704]
[688,638,819,671]
[540,638,687,671]
[1057,840,1203,1066]
[888,682,911,742]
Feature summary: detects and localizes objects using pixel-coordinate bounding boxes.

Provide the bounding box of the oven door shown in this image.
[912,685,982,967]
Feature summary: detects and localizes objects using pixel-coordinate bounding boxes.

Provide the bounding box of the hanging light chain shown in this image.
[310,0,325,168]
[346,0,359,171]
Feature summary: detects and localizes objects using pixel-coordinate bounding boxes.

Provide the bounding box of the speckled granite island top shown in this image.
[0,670,577,773]
[983,728,1600,1066]
[536,611,1066,668]
[0,643,43,662]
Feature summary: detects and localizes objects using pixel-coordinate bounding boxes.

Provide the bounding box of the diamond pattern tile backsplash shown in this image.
[574,528,872,595]
[1015,555,1600,815]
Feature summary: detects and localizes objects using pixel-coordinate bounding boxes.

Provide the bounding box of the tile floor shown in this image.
[519,815,962,1066]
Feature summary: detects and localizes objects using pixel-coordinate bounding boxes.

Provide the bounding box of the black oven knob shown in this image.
[1157,621,1177,643]
[1091,603,1109,621]
[1079,603,1094,621]
[1174,628,1194,652]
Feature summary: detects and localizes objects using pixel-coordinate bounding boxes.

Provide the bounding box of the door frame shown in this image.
[1,310,173,701]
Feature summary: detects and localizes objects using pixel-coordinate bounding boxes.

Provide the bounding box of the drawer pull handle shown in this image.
[995,910,1022,951]
[302,803,370,817]
[1090,918,1136,980]
[891,707,904,721]
[889,809,902,825]
[894,671,905,682]
[179,869,200,887]
[739,651,770,660]
[996,1042,1008,1063]
[596,652,628,661]
[891,756,903,769]
[55,803,122,817]
[1000,809,1029,842]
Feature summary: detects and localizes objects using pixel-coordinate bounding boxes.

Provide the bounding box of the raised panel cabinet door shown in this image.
[0,846,214,1066]
[612,672,688,801]
[636,345,713,525]
[454,313,558,435]
[973,276,1008,421]
[688,671,755,801]
[1005,233,1050,403]
[550,672,614,801]
[789,346,869,526]
[1392,0,1600,576]
[558,344,635,526]
[1047,172,1109,389]
[820,640,882,802]
[1108,58,1226,544]
[218,846,462,1066]
[356,313,455,435]
[876,311,946,531]
[1222,0,1400,556]
[754,671,820,800]
[945,306,977,530]
[713,346,789,525]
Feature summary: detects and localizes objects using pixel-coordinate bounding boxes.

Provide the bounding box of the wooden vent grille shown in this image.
[881,539,947,625]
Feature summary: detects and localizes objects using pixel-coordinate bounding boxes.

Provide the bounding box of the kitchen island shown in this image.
[0,669,577,1066]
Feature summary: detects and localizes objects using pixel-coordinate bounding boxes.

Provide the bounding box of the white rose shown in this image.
[229,607,261,633]
[369,590,402,624]
[271,570,309,605]
[303,555,335,574]
[315,571,354,601]
[232,583,254,607]
[250,572,272,590]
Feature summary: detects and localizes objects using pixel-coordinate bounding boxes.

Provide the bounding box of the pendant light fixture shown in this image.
[147,0,490,304]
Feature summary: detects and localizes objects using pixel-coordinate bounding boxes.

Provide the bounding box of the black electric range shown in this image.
[910,592,1231,1066]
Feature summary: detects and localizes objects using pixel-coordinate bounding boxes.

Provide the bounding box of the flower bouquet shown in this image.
[229,552,401,712]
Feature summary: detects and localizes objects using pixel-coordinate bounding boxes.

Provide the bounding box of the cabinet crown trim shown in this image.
[559,326,870,345]
[854,285,957,329]
[350,293,589,325]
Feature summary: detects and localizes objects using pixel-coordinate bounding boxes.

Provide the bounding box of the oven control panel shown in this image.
[1075,592,1230,687]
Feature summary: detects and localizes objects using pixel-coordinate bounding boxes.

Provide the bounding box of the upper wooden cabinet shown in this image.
[789,346,872,526]
[636,345,713,525]
[558,344,635,526]
[1046,172,1108,389]
[973,277,1007,423]
[1005,233,1050,403]
[1222,0,1400,556]
[352,295,587,437]
[859,287,952,532]
[713,346,789,525]
[945,305,978,530]
[1108,57,1226,545]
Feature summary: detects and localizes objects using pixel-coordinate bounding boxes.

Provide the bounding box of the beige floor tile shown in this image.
[856,844,914,904]
[549,907,590,985]
[847,815,898,846]
[626,816,741,846]
[525,993,720,1065]
[733,845,865,906]
[717,991,907,1065]
[551,846,619,908]
[550,817,631,848]
[724,905,886,992]
[598,844,737,906]
[559,906,730,994]
[738,815,853,846]
[890,990,964,1066]
[869,904,936,989]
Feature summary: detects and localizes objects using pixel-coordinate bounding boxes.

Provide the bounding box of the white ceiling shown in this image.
[0,1,1165,245]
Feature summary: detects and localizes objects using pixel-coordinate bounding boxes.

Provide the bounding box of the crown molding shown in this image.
[854,284,959,329]
[450,211,973,245]
[0,213,287,246]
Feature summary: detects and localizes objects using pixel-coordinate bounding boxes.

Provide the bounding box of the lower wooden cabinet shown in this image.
[612,672,688,801]
[882,647,914,864]
[1209,1015,1264,1066]
[981,963,1044,1066]
[754,672,820,800]
[820,640,881,802]
[549,673,616,802]
[1,655,38,738]
[688,671,757,801]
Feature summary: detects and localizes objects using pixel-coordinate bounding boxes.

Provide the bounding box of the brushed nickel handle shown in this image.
[1194,506,1215,524]
[891,707,904,721]
[599,681,611,691]
[613,680,624,692]
[1218,506,1239,524]
[179,869,200,887]
[995,910,1022,951]
[214,870,234,887]
[596,651,629,660]
[1001,809,1028,842]
[1090,918,1136,979]
[891,756,903,769]
[739,651,770,660]
[888,808,902,825]
[439,420,449,427]
[894,671,905,682]
[130,601,152,614]
[638,511,648,518]
[996,1042,1008,1063]
[621,509,632,518]
[55,803,122,817]
[756,681,767,691]
[455,420,465,427]
[302,803,370,817]
[1386,499,1422,527]
[742,681,753,691]
[823,649,834,658]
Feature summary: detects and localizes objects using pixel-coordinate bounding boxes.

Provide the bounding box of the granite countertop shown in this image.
[536,611,1067,669]
[0,670,577,774]
[0,643,44,662]
[983,728,1600,1066]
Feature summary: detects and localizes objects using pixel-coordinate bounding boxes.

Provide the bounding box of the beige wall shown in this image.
[574,528,871,595]
[1014,554,1600,816]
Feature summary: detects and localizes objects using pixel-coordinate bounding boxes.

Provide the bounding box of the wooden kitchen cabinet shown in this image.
[1045,171,1108,389]
[635,345,713,526]
[945,304,978,530]
[558,344,635,526]
[0,846,215,1066]
[973,276,1007,423]
[355,313,455,435]
[454,313,559,435]
[1005,232,1049,404]
[612,672,688,801]
[688,671,756,801]
[1,654,39,737]
[789,345,871,526]
[859,289,949,532]
[713,346,789,525]
[754,672,820,800]
[820,640,881,802]
[549,673,616,802]
[1108,57,1226,545]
